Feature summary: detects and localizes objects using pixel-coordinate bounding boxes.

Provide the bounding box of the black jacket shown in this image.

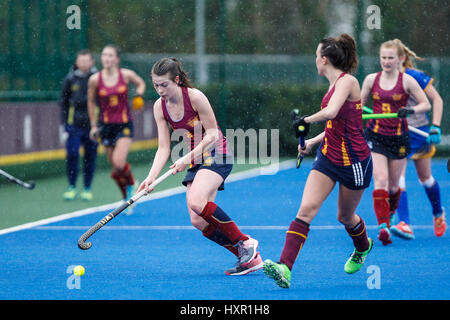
[59,66,97,128]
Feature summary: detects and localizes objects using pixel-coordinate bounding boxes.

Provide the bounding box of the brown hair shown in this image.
[72,49,93,71]
[77,49,92,57]
[151,57,193,88]
[103,44,121,58]
[381,39,424,69]
[320,33,358,73]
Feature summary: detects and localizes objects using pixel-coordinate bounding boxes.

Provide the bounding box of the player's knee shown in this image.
[66,146,79,158]
[373,175,388,190]
[297,202,319,222]
[387,181,401,194]
[417,173,432,184]
[187,196,208,216]
[302,201,320,214]
[67,153,78,162]
[337,212,354,226]
[387,186,398,195]
[111,158,126,170]
[373,170,388,181]
[189,214,205,230]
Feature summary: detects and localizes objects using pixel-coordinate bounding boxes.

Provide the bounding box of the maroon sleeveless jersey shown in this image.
[319,73,370,166]
[366,71,409,136]
[161,87,230,156]
[97,69,132,124]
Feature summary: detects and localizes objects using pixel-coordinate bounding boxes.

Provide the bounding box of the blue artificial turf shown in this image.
[0,159,448,300]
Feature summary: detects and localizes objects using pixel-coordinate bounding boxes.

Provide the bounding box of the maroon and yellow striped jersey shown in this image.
[161,87,230,157]
[97,69,133,124]
[366,71,409,136]
[319,73,370,166]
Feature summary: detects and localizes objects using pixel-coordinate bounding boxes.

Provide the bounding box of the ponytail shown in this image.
[381,39,424,69]
[320,33,358,73]
[151,57,193,88]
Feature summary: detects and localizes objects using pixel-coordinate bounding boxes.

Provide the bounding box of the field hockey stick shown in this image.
[77,168,175,250]
[296,137,306,168]
[363,106,429,138]
[362,113,398,120]
[363,106,374,114]
[408,126,429,138]
[0,169,35,190]
[291,109,306,168]
[362,106,397,119]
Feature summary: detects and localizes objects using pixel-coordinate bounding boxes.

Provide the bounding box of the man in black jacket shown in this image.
[60,50,98,201]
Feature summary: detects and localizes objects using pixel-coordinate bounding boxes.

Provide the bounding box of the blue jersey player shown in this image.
[390,40,446,238]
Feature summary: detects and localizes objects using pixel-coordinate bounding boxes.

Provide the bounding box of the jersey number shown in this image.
[382,103,391,114]
[109,95,119,107]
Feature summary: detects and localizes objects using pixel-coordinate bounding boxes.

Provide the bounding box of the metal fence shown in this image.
[1,1,449,134]
[1,52,448,133]
[0,0,88,96]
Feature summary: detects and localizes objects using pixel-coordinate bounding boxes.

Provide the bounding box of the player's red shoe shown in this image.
[391,221,415,240]
[433,212,446,237]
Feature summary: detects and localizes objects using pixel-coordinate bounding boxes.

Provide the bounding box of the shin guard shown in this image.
[373,189,391,227]
[200,202,248,245]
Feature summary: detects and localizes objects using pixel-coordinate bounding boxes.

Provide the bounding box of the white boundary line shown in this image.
[0,160,295,236]
[33,225,434,231]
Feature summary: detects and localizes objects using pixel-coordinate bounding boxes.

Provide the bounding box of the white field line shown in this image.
[33,224,434,231]
[0,160,295,236]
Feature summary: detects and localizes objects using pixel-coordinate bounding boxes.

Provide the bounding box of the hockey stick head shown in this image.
[77,210,122,250]
[0,169,35,190]
[24,181,35,190]
[78,238,92,250]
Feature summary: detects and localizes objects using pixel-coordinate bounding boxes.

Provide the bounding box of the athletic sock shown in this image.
[345,216,370,252]
[397,190,410,224]
[422,180,443,217]
[279,218,309,271]
[200,202,248,245]
[202,224,239,257]
[373,189,391,227]
[111,163,135,199]
[388,188,401,214]
[111,169,128,199]
[122,163,135,186]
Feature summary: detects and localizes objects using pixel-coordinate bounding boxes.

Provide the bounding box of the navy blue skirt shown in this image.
[312,150,372,190]
[182,153,233,191]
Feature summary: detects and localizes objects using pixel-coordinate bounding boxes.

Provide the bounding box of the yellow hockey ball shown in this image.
[73,265,85,277]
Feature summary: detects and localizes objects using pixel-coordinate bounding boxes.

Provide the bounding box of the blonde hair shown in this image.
[381,39,424,69]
